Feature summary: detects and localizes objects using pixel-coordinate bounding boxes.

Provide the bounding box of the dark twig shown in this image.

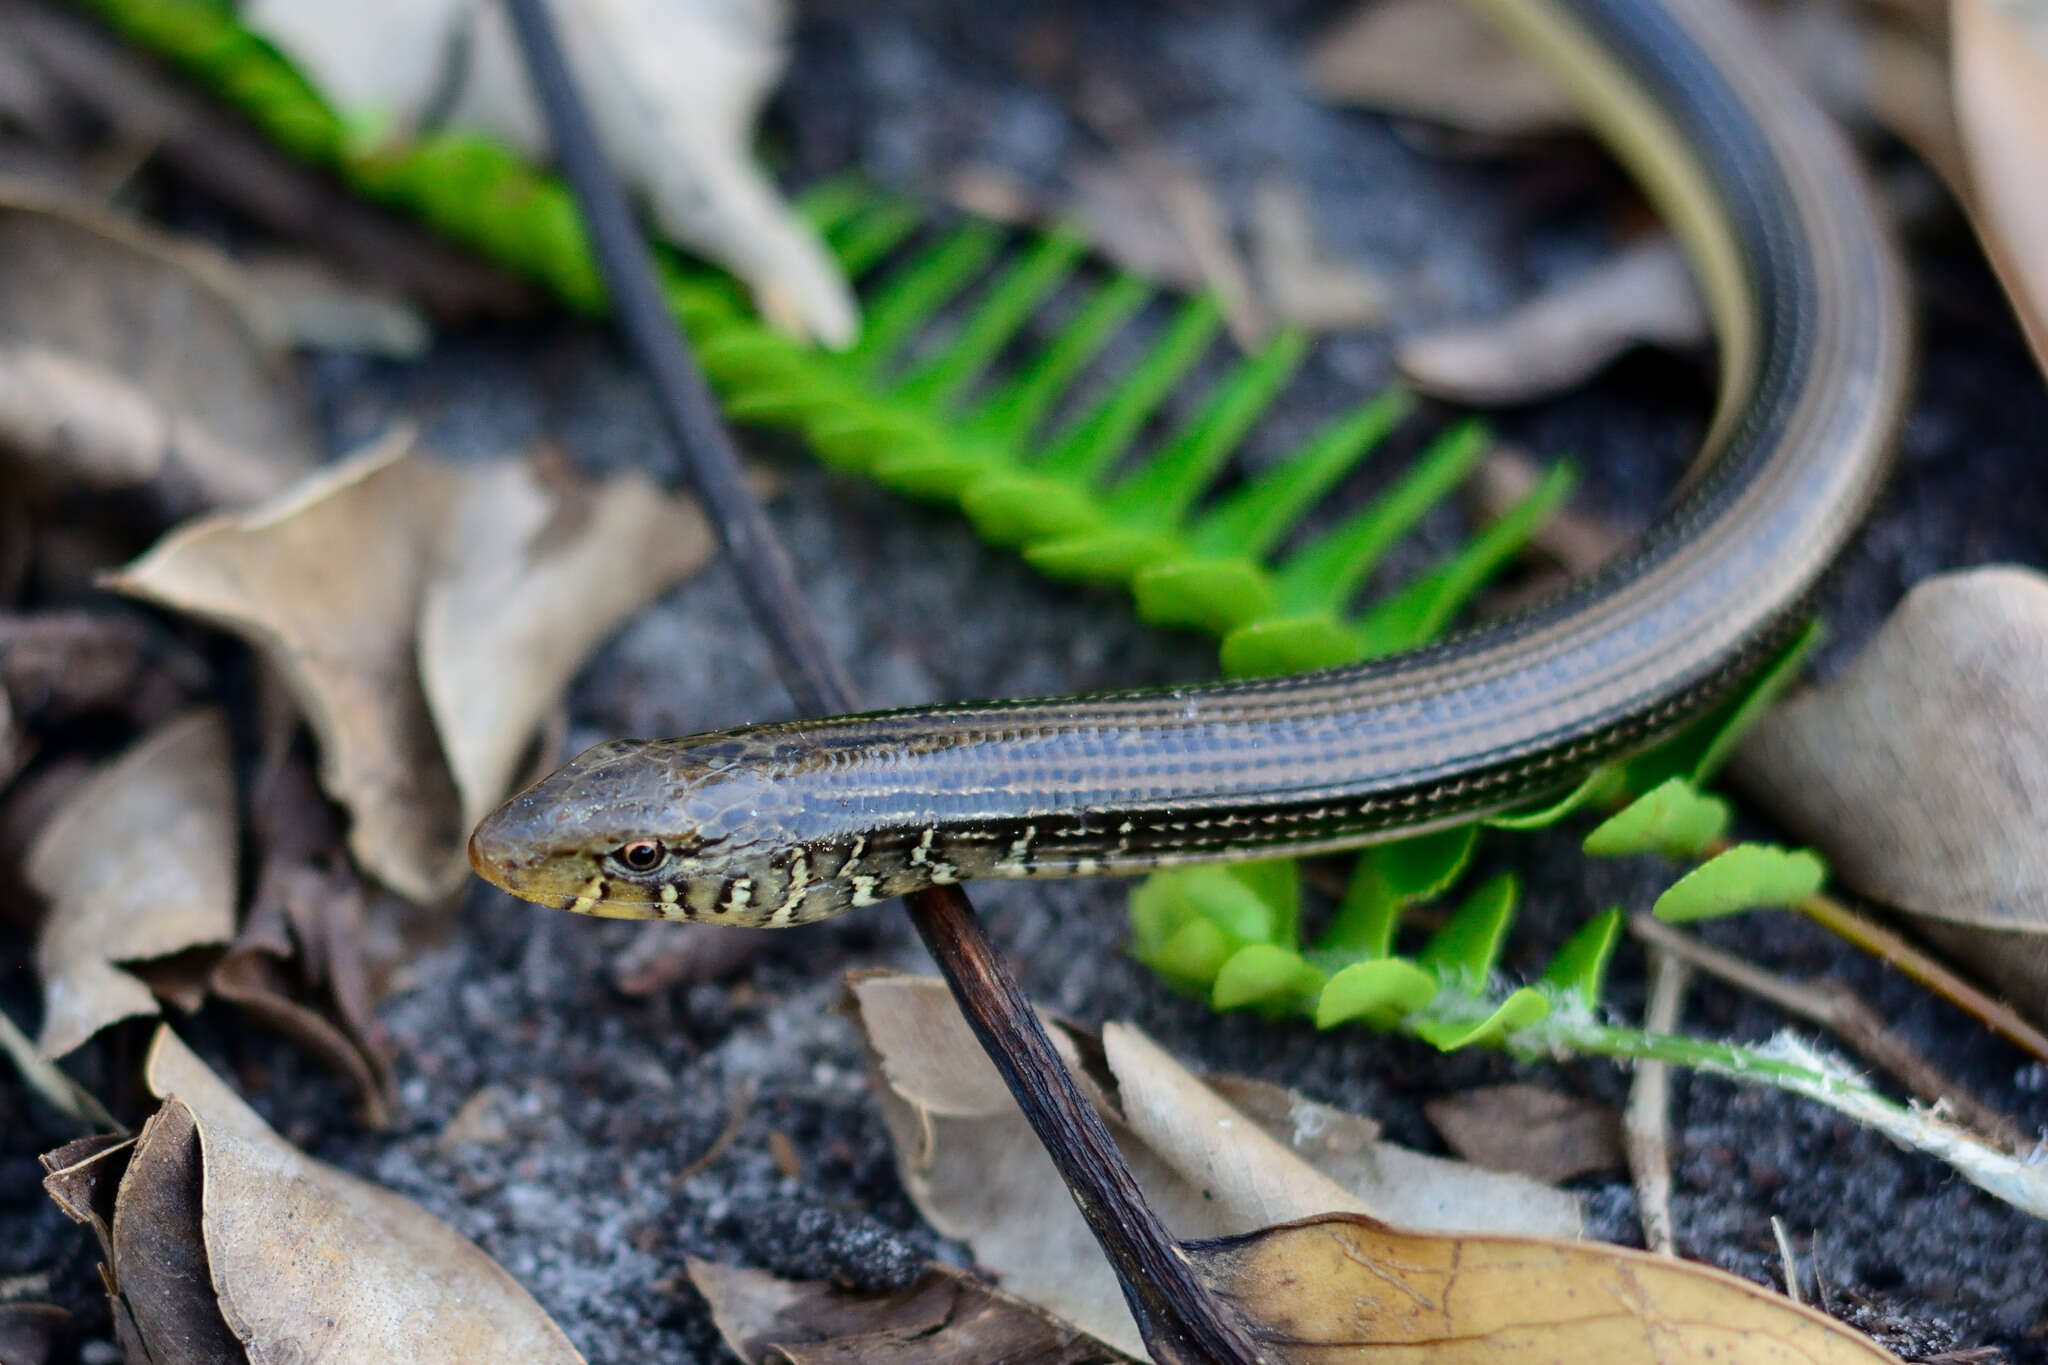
[500,2,1261,1359]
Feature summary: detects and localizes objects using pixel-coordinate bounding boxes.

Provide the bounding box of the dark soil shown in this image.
[6,1,2048,1362]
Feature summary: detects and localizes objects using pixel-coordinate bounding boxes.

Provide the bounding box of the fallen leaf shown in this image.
[1423,1084,1625,1185]
[419,452,718,833]
[1397,237,1708,405]
[690,1258,1135,1365]
[110,1100,249,1363]
[37,1131,156,1362]
[1731,566,2048,1016]
[109,435,719,902]
[1952,0,2048,373]
[1249,175,1387,332]
[0,1303,73,1365]
[0,609,207,731]
[237,253,433,359]
[241,0,856,346]
[1303,0,1581,137]
[139,1026,587,1362]
[610,920,772,995]
[1190,1211,1899,1362]
[0,1000,118,1131]
[0,180,315,512]
[850,973,1579,1357]
[27,711,238,1058]
[107,432,464,902]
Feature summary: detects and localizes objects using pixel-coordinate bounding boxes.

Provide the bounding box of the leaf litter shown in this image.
[27,710,238,1058]
[107,430,720,903]
[827,972,1905,1362]
[41,1026,588,1364]
[1733,566,2048,1022]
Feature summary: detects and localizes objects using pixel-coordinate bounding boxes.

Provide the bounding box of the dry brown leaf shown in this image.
[106,432,464,901]
[1952,0,2048,373]
[38,1131,156,1362]
[0,180,314,511]
[1191,1212,1899,1362]
[1398,237,1708,405]
[690,1258,1136,1365]
[142,1026,587,1363]
[241,0,855,347]
[0,1303,74,1365]
[109,435,718,902]
[419,454,718,833]
[1731,566,2048,1016]
[0,609,207,732]
[850,973,1579,1357]
[1303,0,1580,137]
[111,1100,250,1363]
[0,1000,118,1131]
[28,711,238,1058]
[236,253,432,359]
[1425,1083,1625,1185]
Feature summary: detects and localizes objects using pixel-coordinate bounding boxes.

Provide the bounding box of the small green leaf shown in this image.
[1315,958,1438,1029]
[1654,844,1827,922]
[960,475,1106,546]
[1409,987,1551,1050]
[1213,945,1326,1013]
[1378,825,1480,902]
[1583,777,1731,859]
[1484,765,1625,830]
[1219,616,1361,677]
[1624,620,1824,794]
[1221,859,1300,923]
[1132,866,1281,948]
[1131,558,1280,635]
[1150,917,1235,993]
[1540,908,1623,1004]
[1417,872,1519,988]
[1025,528,1180,584]
[1312,857,1402,961]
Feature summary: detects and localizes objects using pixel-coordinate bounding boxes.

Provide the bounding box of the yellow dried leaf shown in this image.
[28,711,238,1057]
[850,973,1578,1358]
[1194,1212,1896,1362]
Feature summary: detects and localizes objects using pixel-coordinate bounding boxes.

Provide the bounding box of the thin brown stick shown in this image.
[672,1080,753,1187]
[1630,914,2030,1151]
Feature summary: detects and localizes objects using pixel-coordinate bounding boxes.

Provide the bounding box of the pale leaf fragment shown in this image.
[0,181,314,509]
[1249,176,1386,333]
[851,973,1579,1358]
[1303,0,1581,136]
[1952,0,2048,373]
[1423,1083,1625,1185]
[144,1026,587,1363]
[105,432,467,903]
[1192,1212,1899,1363]
[28,711,238,1058]
[1731,566,2048,1011]
[242,0,856,346]
[689,1258,1135,1365]
[1398,237,1708,405]
[420,455,717,833]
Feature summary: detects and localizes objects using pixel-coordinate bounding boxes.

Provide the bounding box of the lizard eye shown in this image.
[616,840,664,872]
